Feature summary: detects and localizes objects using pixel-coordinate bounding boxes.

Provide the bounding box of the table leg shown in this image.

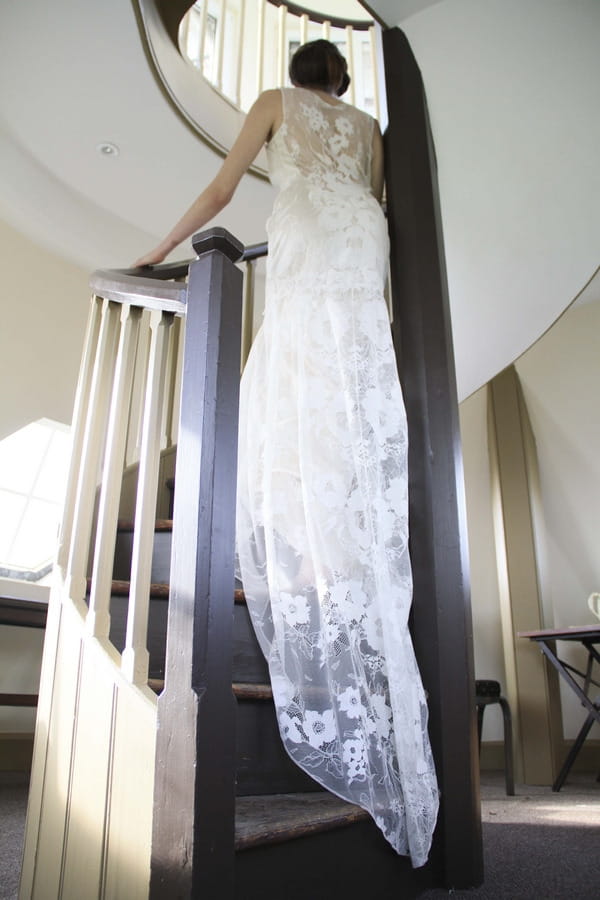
[553,707,597,792]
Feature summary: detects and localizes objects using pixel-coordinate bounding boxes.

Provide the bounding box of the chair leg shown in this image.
[498,697,514,795]
[476,704,484,751]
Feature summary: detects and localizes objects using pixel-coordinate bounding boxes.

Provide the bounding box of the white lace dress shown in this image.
[236,86,439,867]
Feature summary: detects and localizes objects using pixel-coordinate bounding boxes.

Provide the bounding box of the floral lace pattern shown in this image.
[236,87,439,867]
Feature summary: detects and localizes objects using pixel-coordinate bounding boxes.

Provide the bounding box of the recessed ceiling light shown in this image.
[97,142,120,157]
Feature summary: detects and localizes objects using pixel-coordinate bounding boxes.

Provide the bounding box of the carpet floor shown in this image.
[1,771,599,899]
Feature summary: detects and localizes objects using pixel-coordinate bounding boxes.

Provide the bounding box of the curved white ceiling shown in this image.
[0,0,598,398]
[368,0,600,397]
[0,0,275,270]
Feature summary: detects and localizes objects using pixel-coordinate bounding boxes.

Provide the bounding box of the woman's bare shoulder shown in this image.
[254,89,282,109]
[253,89,284,137]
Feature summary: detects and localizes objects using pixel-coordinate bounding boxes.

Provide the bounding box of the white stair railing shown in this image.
[179,0,383,121]
[19,231,250,899]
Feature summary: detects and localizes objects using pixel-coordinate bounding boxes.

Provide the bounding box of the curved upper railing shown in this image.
[134,0,384,178]
[178,0,382,119]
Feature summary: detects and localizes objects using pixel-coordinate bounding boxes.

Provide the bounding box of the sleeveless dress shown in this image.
[236,86,439,867]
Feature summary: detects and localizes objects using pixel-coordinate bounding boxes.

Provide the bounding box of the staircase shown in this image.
[19,227,451,899]
[19,26,486,885]
[108,516,321,797]
[106,517,430,899]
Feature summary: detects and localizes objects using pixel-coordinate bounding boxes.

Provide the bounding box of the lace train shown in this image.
[236,87,439,866]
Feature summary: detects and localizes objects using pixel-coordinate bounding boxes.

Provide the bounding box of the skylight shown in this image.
[0,419,72,582]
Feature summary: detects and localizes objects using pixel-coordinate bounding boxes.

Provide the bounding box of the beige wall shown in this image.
[516,299,600,739]
[0,217,90,440]
[459,388,505,740]
[0,221,89,733]
[461,299,600,742]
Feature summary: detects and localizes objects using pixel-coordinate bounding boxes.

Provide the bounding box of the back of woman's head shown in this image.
[289,39,350,97]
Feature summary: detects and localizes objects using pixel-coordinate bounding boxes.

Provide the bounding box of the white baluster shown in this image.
[161,314,183,451]
[56,295,103,571]
[241,259,255,371]
[322,19,331,40]
[66,298,120,606]
[125,316,150,468]
[180,7,191,57]
[88,304,143,638]
[369,25,380,121]
[235,0,247,106]
[345,25,356,105]
[372,22,387,129]
[199,0,208,77]
[216,0,227,91]
[256,0,265,94]
[121,310,174,685]
[169,317,185,448]
[300,12,308,45]
[277,4,287,86]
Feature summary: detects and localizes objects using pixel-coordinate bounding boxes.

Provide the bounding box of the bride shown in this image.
[135,38,439,867]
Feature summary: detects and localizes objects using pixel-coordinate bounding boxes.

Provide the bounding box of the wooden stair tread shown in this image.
[108,581,245,603]
[147,679,272,700]
[87,577,246,604]
[86,578,170,599]
[235,792,369,851]
[233,682,273,700]
[116,519,173,532]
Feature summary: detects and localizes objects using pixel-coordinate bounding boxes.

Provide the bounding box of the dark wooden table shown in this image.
[519,625,600,791]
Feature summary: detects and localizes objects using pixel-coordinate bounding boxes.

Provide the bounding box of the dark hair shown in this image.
[289,39,351,97]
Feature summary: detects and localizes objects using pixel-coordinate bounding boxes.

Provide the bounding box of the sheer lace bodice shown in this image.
[236,87,439,867]
[267,87,373,192]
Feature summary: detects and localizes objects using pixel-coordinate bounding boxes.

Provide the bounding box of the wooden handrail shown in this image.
[89,269,186,312]
[154,0,374,44]
[90,239,267,303]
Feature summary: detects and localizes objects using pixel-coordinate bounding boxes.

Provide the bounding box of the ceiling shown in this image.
[0,0,598,400]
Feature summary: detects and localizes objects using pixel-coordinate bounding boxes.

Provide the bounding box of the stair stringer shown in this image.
[19,579,157,900]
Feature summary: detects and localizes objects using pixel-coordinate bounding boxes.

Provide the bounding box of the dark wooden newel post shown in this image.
[382,28,483,889]
[150,228,243,899]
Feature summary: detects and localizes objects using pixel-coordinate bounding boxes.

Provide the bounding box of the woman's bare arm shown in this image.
[133,90,281,267]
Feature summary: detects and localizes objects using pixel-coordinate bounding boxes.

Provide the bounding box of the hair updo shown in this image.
[289,39,351,97]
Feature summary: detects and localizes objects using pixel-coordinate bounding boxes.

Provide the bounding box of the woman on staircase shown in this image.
[135,39,439,867]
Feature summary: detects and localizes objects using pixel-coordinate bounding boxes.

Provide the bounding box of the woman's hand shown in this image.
[132,239,174,268]
[131,91,279,270]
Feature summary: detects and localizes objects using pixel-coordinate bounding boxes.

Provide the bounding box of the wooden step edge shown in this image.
[146,680,273,700]
[235,792,370,852]
[233,682,273,701]
[116,519,173,532]
[86,578,170,599]
[86,578,244,604]
[0,693,38,708]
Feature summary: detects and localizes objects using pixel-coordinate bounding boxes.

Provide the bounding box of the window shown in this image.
[0,419,71,582]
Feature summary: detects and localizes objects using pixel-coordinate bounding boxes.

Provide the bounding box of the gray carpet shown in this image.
[1,772,599,899]
[423,773,600,899]
[0,774,29,900]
